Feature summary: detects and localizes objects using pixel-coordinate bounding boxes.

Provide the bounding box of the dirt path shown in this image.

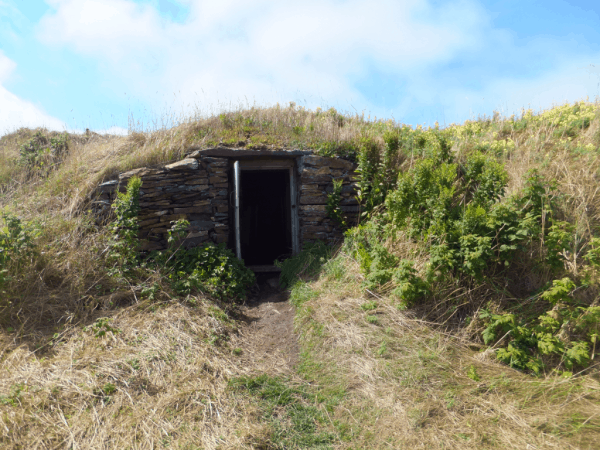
[236,278,300,373]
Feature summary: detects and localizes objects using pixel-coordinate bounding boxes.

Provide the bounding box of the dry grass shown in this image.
[0,298,275,449]
[294,261,600,449]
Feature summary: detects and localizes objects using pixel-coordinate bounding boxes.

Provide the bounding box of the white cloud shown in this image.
[0,51,66,136]
[37,0,488,119]
[35,0,600,127]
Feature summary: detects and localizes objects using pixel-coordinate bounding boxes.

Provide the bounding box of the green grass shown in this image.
[229,374,338,449]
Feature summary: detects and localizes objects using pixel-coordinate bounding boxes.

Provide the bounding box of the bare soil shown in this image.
[236,277,299,372]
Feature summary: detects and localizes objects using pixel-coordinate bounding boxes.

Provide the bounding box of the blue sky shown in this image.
[1,0,600,136]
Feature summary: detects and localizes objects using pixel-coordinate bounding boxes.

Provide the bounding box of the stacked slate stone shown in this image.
[299,155,359,247]
[95,156,230,251]
[93,149,360,254]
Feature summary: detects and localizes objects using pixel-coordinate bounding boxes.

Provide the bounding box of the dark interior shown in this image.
[240,170,292,266]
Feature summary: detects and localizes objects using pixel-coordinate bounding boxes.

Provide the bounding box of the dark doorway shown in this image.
[239,170,292,265]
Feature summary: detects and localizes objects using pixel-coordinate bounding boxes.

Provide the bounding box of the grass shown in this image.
[290,266,600,449]
[229,374,337,449]
[0,298,272,449]
[1,99,600,448]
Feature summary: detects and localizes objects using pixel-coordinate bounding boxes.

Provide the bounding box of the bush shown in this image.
[19,131,69,176]
[167,242,255,301]
[480,278,599,374]
[106,176,142,275]
[0,212,38,296]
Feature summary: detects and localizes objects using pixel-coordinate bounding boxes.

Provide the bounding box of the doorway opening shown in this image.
[239,169,292,266]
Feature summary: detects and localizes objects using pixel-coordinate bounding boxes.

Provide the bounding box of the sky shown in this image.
[1,0,600,136]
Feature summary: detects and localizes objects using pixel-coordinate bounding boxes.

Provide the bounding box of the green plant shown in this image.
[85,317,121,338]
[326,178,347,230]
[18,131,69,175]
[545,222,575,270]
[466,365,480,381]
[229,375,336,448]
[106,176,142,275]
[360,300,377,311]
[366,315,379,324]
[167,242,255,301]
[479,278,599,374]
[540,278,576,305]
[0,212,38,295]
[392,260,429,307]
[276,241,331,288]
[289,281,319,307]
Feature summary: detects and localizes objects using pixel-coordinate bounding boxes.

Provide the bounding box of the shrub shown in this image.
[480,279,599,374]
[392,260,430,307]
[0,212,38,295]
[19,131,69,176]
[326,178,347,230]
[167,242,255,301]
[106,176,142,275]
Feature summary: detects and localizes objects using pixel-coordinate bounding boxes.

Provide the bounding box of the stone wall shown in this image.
[93,148,359,254]
[298,155,359,247]
[96,156,230,251]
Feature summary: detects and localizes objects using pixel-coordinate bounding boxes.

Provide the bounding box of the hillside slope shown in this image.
[0,101,599,449]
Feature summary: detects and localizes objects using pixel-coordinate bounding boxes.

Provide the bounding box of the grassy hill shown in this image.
[1,101,599,449]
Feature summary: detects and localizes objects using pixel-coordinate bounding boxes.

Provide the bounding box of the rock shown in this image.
[300,205,327,212]
[187,231,208,238]
[97,180,118,193]
[119,168,158,179]
[185,177,209,185]
[165,158,199,171]
[300,195,328,205]
[174,206,212,214]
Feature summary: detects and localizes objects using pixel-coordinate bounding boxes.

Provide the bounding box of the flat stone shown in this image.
[160,214,188,223]
[139,218,160,228]
[165,158,199,171]
[302,155,330,167]
[300,195,328,205]
[149,227,170,234]
[98,180,118,193]
[301,174,331,183]
[140,190,166,198]
[214,183,229,189]
[303,225,329,233]
[192,200,211,207]
[119,167,158,179]
[189,221,215,230]
[209,176,227,184]
[186,185,210,191]
[328,158,355,170]
[187,231,208,238]
[138,210,170,219]
[139,200,171,207]
[185,178,209,185]
[300,205,327,212]
[203,157,228,166]
[174,206,212,215]
[142,179,184,187]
